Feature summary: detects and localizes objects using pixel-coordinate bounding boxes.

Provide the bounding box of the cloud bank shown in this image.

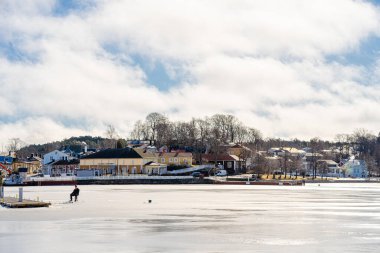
[0,0,380,146]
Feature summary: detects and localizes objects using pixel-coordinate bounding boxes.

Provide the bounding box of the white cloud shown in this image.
[92,0,380,59]
[0,0,380,145]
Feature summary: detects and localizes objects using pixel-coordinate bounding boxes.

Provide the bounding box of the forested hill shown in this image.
[16,136,110,158]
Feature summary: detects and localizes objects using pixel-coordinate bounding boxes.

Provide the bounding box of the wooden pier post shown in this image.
[0,175,3,199]
[18,187,23,202]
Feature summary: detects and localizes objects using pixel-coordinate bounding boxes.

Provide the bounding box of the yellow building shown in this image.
[12,159,41,174]
[80,148,144,175]
[134,148,158,164]
[158,152,192,166]
[144,161,168,175]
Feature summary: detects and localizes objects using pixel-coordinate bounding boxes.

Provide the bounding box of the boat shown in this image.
[3,174,25,186]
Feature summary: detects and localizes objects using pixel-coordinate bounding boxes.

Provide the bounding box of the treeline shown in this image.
[16,136,110,158]
[130,112,262,151]
[129,113,380,172]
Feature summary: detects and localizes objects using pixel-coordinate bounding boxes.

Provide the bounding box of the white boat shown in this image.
[4,174,24,185]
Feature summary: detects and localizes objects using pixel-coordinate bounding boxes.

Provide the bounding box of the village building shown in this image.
[144,161,168,175]
[158,152,192,166]
[227,144,253,169]
[201,154,242,175]
[268,147,306,157]
[134,148,158,164]
[302,152,324,175]
[343,158,368,178]
[134,148,168,175]
[79,148,144,176]
[43,150,73,165]
[12,160,41,175]
[43,150,76,175]
[316,160,342,177]
[50,159,80,177]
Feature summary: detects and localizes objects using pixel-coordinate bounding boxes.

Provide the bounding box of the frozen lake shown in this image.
[1,183,380,253]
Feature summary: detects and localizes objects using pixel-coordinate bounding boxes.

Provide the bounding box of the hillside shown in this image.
[16,136,110,158]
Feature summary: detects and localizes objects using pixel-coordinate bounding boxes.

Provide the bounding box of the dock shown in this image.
[0,197,51,208]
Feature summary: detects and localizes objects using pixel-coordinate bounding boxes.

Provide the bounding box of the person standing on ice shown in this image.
[70,185,80,202]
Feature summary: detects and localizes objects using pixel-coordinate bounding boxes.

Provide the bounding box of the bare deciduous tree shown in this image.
[145,112,168,146]
[104,124,119,148]
[7,138,24,152]
[130,120,150,140]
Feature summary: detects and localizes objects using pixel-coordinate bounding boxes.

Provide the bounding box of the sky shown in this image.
[1,0,380,147]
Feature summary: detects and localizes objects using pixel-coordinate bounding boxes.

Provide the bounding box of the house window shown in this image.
[161,158,165,163]
[174,158,178,162]
[227,162,233,168]
[169,158,173,162]
[184,159,187,164]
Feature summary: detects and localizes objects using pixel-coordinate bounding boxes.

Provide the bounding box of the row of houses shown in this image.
[2,144,247,177]
[0,152,42,175]
[1,143,369,178]
[41,147,193,177]
[41,143,249,177]
[264,147,368,178]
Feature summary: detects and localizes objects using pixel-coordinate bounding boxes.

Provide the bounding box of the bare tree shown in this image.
[309,137,323,179]
[194,118,210,164]
[251,152,268,178]
[130,120,149,140]
[290,157,304,179]
[155,119,171,148]
[247,128,262,144]
[210,114,240,143]
[145,112,168,146]
[7,138,25,152]
[363,154,377,178]
[351,128,376,159]
[104,124,119,148]
[234,125,249,144]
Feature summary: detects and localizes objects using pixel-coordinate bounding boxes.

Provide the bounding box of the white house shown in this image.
[43,150,75,175]
[268,147,306,157]
[317,160,342,177]
[343,158,368,178]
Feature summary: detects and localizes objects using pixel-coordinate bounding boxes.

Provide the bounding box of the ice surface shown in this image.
[1,183,380,253]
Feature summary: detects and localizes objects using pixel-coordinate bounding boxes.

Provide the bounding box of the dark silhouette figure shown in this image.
[70,185,80,202]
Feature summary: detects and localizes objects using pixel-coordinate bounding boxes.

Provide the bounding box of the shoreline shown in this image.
[3,177,379,187]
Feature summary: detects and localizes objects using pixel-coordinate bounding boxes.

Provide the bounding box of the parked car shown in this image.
[216,170,227,176]
[191,172,201,178]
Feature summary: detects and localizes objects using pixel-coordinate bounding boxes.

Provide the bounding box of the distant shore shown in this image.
[4,176,379,187]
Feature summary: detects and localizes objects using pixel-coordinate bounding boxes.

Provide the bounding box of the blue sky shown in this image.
[52,0,96,16]
[327,35,380,68]
[0,0,380,144]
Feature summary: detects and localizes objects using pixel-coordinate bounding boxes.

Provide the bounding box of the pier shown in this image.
[0,197,51,208]
[0,187,50,208]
